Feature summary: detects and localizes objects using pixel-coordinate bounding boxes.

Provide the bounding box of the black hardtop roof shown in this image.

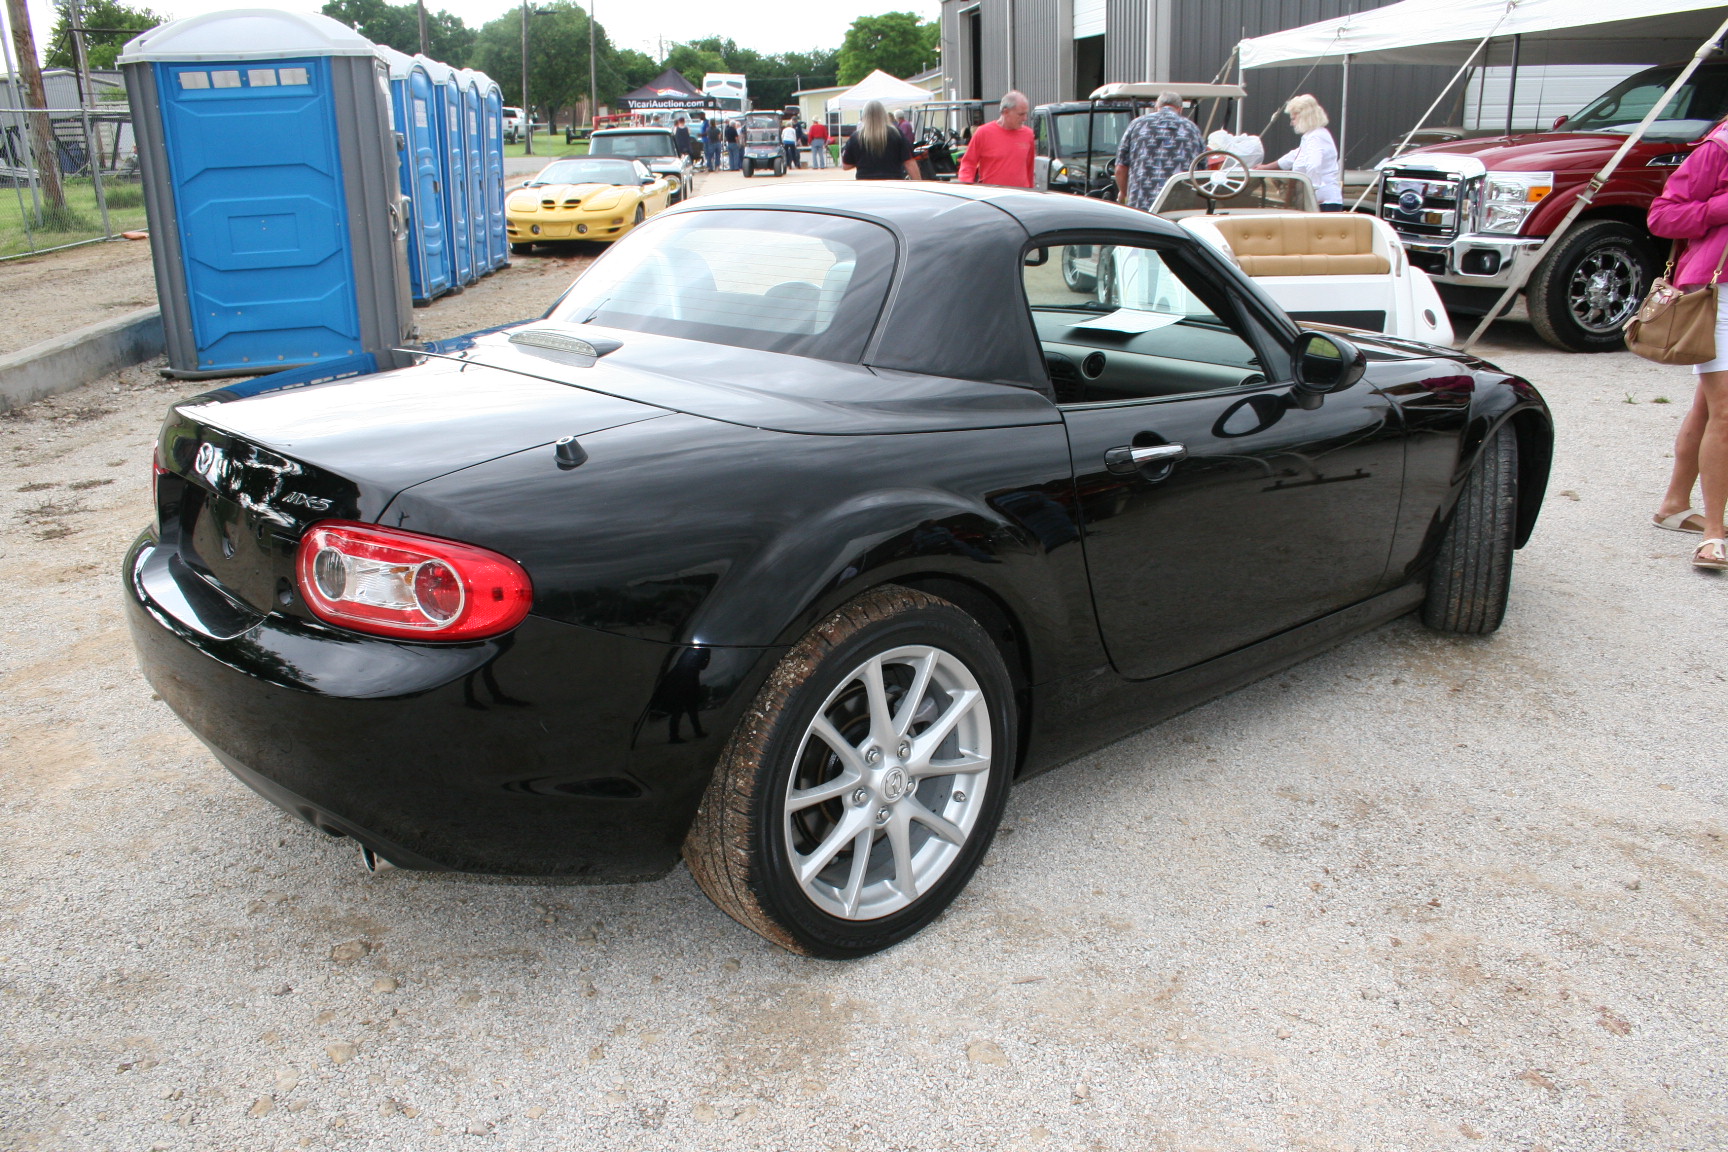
[667,180,1184,242]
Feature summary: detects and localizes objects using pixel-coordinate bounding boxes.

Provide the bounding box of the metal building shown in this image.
[938,0,1459,167]
[119,10,412,378]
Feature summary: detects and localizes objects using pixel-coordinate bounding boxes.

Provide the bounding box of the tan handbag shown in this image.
[1625,240,1728,365]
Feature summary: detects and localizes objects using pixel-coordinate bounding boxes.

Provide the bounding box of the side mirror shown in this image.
[1024,247,1049,267]
[1551,115,1568,130]
[642,176,655,184]
[1292,330,1367,394]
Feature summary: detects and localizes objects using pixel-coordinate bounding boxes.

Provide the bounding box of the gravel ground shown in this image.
[0,239,157,357]
[2,287,1726,1151]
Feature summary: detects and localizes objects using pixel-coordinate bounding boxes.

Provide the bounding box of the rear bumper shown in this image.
[124,531,776,878]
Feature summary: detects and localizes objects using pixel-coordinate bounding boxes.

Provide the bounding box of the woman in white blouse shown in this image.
[1273,94,1343,211]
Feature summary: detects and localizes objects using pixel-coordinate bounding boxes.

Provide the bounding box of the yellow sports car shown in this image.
[506,157,671,252]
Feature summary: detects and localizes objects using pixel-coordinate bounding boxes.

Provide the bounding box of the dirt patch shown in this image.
[0,238,156,357]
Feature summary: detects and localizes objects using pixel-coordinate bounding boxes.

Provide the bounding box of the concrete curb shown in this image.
[0,307,165,414]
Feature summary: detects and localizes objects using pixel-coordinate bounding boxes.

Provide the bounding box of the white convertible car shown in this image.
[1149,158,1453,346]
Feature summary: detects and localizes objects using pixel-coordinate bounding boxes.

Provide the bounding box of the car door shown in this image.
[1032,110,1053,189]
[1025,235,1406,681]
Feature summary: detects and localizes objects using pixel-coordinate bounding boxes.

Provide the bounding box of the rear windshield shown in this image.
[1566,65,1728,142]
[547,209,896,361]
[590,132,677,159]
[1048,109,1133,159]
[531,159,639,186]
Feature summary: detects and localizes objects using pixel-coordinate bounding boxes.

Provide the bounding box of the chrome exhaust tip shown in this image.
[359,845,397,874]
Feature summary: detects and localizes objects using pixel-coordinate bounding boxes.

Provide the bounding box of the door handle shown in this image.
[1104,443,1187,475]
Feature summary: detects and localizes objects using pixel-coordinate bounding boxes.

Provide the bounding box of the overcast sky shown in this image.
[13,0,940,66]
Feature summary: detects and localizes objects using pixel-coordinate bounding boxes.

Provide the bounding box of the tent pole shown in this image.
[1461,12,1728,352]
[1235,34,1244,133]
[1504,33,1520,136]
[1339,54,1350,167]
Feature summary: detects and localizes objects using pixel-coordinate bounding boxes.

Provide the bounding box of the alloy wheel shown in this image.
[1567,245,1643,335]
[782,644,992,920]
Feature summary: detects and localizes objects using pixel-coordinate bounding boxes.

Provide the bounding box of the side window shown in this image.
[1023,241,1269,404]
[1033,113,1049,156]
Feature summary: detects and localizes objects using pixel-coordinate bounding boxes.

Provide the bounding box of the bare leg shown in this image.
[1696,370,1728,556]
[1657,383,1707,527]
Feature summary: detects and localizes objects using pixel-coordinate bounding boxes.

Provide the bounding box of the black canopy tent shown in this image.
[619,69,716,114]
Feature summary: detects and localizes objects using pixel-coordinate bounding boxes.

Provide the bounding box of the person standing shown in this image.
[673,116,692,166]
[1272,94,1343,211]
[841,99,919,180]
[781,120,801,169]
[703,116,722,173]
[1649,120,1728,569]
[808,117,830,169]
[1113,91,1203,210]
[724,118,741,171]
[896,110,916,145]
[957,90,1034,187]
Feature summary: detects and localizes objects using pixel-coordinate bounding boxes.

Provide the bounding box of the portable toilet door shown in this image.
[118,10,413,377]
[458,70,487,275]
[377,46,450,303]
[480,75,508,269]
[422,56,472,287]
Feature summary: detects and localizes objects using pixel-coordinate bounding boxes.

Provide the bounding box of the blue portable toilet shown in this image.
[421,56,472,287]
[119,10,413,377]
[377,45,451,304]
[457,69,487,275]
[479,74,508,269]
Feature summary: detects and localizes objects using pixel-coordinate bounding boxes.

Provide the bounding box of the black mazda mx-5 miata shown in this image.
[126,183,1551,957]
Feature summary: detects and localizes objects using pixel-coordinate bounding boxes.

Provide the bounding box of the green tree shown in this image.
[321,0,476,67]
[614,47,658,92]
[44,0,164,71]
[836,12,937,86]
[655,37,839,113]
[473,1,629,125]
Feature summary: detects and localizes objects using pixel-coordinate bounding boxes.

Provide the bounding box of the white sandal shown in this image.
[1655,508,1709,533]
[1694,538,1728,571]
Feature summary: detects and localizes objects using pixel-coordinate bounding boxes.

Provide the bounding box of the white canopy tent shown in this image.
[1239,0,1728,69]
[827,70,930,111]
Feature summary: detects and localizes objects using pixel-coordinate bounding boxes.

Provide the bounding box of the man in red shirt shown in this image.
[957,90,1034,188]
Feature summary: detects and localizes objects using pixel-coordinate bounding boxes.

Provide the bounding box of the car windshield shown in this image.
[1048,109,1134,160]
[548,209,896,361]
[1153,173,1316,214]
[530,159,640,186]
[1565,65,1728,142]
[590,132,677,160]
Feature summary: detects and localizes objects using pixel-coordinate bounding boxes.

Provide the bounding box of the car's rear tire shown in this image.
[1423,425,1519,634]
[685,585,1015,958]
[1526,219,1657,352]
[1061,245,1096,293]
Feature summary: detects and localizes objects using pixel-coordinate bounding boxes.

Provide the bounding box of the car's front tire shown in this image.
[1061,245,1096,293]
[742,159,754,177]
[1423,425,1519,634]
[685,586,1015,958]
[510,241,532,255]
[1526,219,1656,352]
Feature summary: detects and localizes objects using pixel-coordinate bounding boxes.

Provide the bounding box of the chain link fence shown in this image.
[1,104,146,260]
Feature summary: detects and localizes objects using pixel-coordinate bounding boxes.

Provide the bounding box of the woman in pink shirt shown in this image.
[958,90,1035,188]
[1649,121,1728,569]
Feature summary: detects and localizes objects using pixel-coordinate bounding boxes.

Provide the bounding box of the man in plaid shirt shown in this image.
[1113,92,1204,210]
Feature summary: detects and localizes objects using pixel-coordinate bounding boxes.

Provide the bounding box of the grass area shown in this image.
[1,177,148,259]
[505,135,588,160]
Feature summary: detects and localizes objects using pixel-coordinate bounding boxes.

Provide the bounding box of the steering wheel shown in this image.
[1186,149,1251,203]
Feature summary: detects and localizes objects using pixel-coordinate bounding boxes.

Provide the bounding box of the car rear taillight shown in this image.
[295,521,532,641]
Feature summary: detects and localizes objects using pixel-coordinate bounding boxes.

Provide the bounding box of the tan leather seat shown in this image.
[1214,215,1390,276]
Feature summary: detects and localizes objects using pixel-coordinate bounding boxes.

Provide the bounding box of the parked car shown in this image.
[505,157,671,252]
[587,126,695,204]
[502,105,524,141]
[1378,61,1728,351]
[124,183,1552,959]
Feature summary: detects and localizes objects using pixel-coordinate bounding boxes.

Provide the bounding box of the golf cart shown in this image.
[740,112,786,177]
[1031,82,1247,196]
[909,100,986,180]
[1151,152,1453,344]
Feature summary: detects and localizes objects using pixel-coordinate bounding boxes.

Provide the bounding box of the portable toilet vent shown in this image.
[378,45,451,304]
[420,56,472,287]
[479,74,508,270]
[119,10,413,378]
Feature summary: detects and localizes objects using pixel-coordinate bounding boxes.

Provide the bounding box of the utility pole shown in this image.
[521,0,532,155]
[587,1,596,129]
[3,0,65,210]
[416,0,428,56]
[65,0,107,233]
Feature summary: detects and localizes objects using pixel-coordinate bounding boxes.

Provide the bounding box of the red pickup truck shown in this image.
[1377,62,1728,351]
